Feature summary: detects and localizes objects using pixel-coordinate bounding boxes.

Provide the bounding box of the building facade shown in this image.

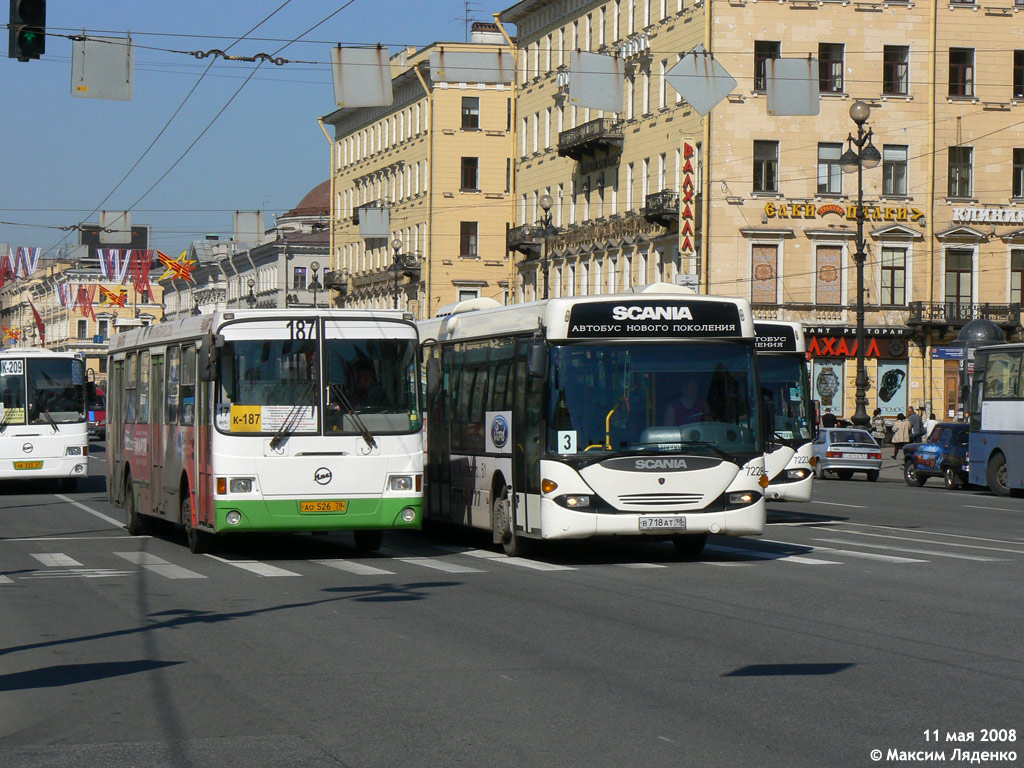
[322,24,516,318]
[499,0,1024,421]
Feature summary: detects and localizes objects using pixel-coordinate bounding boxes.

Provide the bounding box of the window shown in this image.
[883,145,908,196]
[982,351,1021,400]
[1014,148,1024,198]
[817,143,842,195]
[1015,51,1024,100]
[77,319,88,340]
[949,48,974,97]
[818,43,844,93]
[125,353,137,423]
[460,222,479,258]
[752,245,778,303]
[166,345,180,423]
[293,266,307,290]
[883,46,909,96]
[944,249,973,311]
[753,140,779,193]
[881,247,907,306]
[98,320,109,340]
[753,41,780,92]
[1012,249,1024,305]
[458,288,480,302]
[461,157,479,190]
[180,345,196,426]
[948,146,973,198]
[138,351,150,424]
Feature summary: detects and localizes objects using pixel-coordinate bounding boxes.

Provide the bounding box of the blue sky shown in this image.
[1,0,494,260]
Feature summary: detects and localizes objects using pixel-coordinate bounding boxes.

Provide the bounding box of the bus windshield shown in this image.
[324,338,419,434]
[1,357,85,426]
[217,339,319,434]
[758,354,812,446]
[546,342,760,459]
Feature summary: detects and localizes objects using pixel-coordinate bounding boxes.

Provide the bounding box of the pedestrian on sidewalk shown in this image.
[891,412,911,459]
[923,412,938,439]
[908,407,923,442]
[870,407,886,445]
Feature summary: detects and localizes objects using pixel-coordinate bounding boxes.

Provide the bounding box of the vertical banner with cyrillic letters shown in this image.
[679,139,697,262]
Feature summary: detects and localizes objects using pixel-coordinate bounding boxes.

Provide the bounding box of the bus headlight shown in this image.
[229,478,253,494]
[400,507,417,523]
[785,468,810,481]
[564,495,591,508]
[728,491,759,506]
[389,475,413,491]
[226,510,242,526]
[65,446,83,456]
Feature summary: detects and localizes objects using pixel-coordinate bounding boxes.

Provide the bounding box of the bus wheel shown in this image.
[183,493,213,554]
[353,530,383,552]
[673,534,708,558]
[492,487,526,557]
[987,454,1011,497]
[125,478,151,536]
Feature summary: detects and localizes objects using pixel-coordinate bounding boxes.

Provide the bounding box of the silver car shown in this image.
[812,428,883,482]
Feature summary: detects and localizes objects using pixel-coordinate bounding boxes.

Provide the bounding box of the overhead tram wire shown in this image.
[40,0,300,259]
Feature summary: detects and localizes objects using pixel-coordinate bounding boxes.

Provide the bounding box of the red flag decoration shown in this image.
[57,283,73,307]
[98,249,131,284]
[28,299,45,346]
[0,247,15,287]
[157,249,196,283]
[75,284,97,321]
[2,325,21,344]
[130,250,154,301]
[15,247,41,280]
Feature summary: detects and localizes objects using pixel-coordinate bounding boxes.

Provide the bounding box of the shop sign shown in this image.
[952,207,1024,225]
[763,201,925,223]
[804,325,910,338]
[808,335,908,359]
[679,139,697,258]
[877,360,909,416]
[931,346,965,360]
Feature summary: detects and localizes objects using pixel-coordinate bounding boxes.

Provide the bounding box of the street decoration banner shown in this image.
[98,285,128,307]
[129,250,154,301]
[98,249,132,284]
[157,249,196,283]
[57,283,73,308]
[28,300,45,346]
[75,284,98,321]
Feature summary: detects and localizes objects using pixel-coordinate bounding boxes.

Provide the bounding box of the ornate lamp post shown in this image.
[839,100,881,429]
[309,262,321,308]
[390,238,405,309]
[538,194,555,300]
[246,278,257,308]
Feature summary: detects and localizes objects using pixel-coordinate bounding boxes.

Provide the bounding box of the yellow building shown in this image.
[498,0,1023,422]
[322,24,516,318]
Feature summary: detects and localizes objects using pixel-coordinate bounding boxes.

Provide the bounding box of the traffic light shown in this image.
[8,0,46,61]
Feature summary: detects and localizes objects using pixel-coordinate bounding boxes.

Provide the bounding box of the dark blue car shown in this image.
[902,422,970,489]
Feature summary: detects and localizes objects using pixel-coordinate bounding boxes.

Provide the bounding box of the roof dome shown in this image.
[281,180,329,218]
[957,318,1005,346]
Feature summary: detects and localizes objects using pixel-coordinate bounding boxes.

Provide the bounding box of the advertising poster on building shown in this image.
[876,360,908,417]
[813,360,844,417]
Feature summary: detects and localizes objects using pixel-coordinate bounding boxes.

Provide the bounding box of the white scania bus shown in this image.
[420,289,768,557]
[755,321,814,502]
[0,347,88,489]
[107,309,423,553]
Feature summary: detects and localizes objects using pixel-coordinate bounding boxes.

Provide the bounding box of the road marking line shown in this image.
[963,504,1018,512]
[701,561,755,567]
[397,557,483,573]
[813,538,1005,561]
[22,569,133,579]
[822,530,1024,556]
[53,493,124,528]
[811,500,867,509]
[705,543,840,565]
[31,553,82,567]
[462,549,576,571]
[314,559,396,576]
[617,562,668,569]
[757,538,927,564]
[0,536,144,542]
[0,574,13,584]
[204,555,300,577]
[114,552,206,579]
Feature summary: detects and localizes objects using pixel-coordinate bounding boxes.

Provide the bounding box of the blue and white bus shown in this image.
[755,321,814,502]
[968,342,1024,496]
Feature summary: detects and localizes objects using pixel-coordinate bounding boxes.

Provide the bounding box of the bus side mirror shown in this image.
[527,341,547,379]
[425,357,441,398]
[760,406,774,450]
[198,334,224,382]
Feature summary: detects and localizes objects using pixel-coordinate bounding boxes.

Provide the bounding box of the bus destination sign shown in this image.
[754,323,798,352]
[566,300,743,339]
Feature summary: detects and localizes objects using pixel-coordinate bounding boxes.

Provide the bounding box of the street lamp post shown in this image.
[390,238,404,309]
[309,262,321,308]
[538,194,554,300]
[246,278,257,308]
[839,100,882,429]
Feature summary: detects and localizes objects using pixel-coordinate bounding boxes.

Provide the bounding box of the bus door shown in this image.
[193,344,214,528]
[512,339,543,534]
[108,359,124,504]
[150,354,165,517]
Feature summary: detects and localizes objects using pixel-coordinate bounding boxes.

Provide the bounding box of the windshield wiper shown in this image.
[674,440,739,464]
[329,383,377,450]
[39,408,59,434]
[269,381,316,451]
[0,409,12,434]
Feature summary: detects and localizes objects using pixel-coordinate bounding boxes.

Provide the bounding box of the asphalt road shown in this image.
[1,444,1021,768]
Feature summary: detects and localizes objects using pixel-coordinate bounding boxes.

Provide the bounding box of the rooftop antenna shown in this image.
[452,0,483,41]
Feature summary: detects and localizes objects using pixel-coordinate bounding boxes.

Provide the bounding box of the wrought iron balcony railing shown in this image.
[906,301,1021,329]
[557,118,624,160]
[507,225,544,256]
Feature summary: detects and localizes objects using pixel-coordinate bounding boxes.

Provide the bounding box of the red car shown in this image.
[88,386,106,440]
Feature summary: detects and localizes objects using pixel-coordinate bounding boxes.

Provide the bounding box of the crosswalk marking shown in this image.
[705,543,840,565]
[827,529,1024,556]
[203,555,301,577]
[0,574,13,584]
[114,552,207,579]
[396,557,484,573]
[813,538,1004,562]
[617,562,668,569]
[31,553,82,567]
[701,561,755,567]
[314,559,396,576]
[757,538,927,564]
[462,548,576,571]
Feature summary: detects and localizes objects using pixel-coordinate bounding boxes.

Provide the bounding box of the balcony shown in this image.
[507,225,544,257]
[643,191,678,226]
[323,270,348,296]
[557,118,624,161]
[906,301,1021,331]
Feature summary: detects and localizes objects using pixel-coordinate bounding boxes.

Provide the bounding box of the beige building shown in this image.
[499,0,1024,422]
[322,24,516,318]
